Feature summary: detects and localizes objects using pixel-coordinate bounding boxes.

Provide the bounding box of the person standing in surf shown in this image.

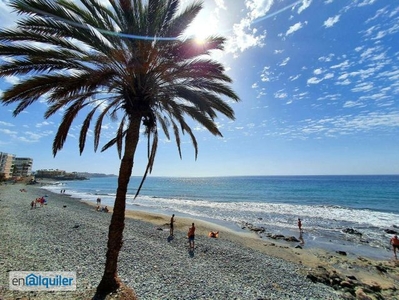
[390,235,399,259]
[298,218,303,232]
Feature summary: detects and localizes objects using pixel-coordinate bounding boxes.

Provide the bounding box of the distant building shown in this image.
[35,169,66,178]
[0,152,16,179]
[35,169,87,180]
[12,157,33,177]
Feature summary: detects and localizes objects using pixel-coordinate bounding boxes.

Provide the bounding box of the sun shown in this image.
[185,12,219,44]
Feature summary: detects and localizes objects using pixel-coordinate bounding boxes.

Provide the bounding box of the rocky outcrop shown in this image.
[241,222,265,233]
[306,264,396,299]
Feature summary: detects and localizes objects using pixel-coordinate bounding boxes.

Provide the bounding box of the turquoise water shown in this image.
[42,175,399,259]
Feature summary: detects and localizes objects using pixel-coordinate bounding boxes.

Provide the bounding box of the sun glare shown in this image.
[185,13,219,44]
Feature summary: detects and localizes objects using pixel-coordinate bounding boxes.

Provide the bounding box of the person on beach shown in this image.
[103,206,109,213]
[188,223,195,249]
[297,218,302,232]
[170,214,175,236]
[97,197,101,205]
[390,235,399,259]
[208,231,219,238]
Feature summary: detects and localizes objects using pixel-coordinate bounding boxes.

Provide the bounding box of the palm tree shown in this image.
[0,0,239,297]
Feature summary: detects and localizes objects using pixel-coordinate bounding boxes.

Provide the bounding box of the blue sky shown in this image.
[0,0,398,177]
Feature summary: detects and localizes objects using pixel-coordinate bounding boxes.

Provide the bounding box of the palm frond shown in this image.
[53,99,89,156]
[79,103,102,154]
[134,130,158,199]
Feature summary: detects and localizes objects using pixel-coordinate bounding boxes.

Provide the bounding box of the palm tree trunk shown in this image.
[96,116,141,296]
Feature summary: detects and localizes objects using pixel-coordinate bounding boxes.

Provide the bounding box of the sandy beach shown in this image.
[0,182,398,299]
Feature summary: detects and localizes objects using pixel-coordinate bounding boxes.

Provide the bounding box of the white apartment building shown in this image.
[0,152,15,179]
[13,157,33,177]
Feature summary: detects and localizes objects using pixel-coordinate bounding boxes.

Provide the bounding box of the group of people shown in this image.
[96,205,109,213]
[30,196,46,209]
[95,198,108,212]
[170,214,195,248]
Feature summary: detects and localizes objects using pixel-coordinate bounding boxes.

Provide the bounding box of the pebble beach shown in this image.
[0,182,398,299]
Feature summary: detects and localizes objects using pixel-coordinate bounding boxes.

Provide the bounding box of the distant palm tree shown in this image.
[0,0,239,297]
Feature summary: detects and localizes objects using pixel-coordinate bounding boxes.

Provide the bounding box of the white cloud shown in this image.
[358,0,377,7]
[289,74,301,81]
[313,68,323,75]
[246,0,274,20]
[323,15,340,28]
[286,22,304,36]
[335,79,351,85]
[260,66,275,82]
[307,77,323,85]
[275,111,399,140]
[343,100,366,108]
[330,60,350,69]
[351,82,373,92]
[0,121,14,127]
[297,0,312,14]
[227,17,266,54]
[274,91,287,99]
[307,73,334,85]
[324,73,334,80]
[36,121,53,128]
[318,54,335,62]
[215,0,227,10]
[0,128,18,135]
[279,57,290,66]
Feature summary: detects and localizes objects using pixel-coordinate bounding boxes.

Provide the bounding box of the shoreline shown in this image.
[82,192,399,294]
[39,177,396,262]
[1,183,398,299]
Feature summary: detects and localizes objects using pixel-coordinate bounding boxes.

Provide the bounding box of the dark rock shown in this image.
[284,236,300,242]
[364,282,382,292]
[342,228,362,236]
[375,265,387,273]
[271,234,285,239]
[336,251,347,256]
[295,245,302,249]
[347,275,357,281]
[249,226,265,233]
[384,229,398,234]
[340,280,354,288]
[307,266,345,287]
[73,224,80,228]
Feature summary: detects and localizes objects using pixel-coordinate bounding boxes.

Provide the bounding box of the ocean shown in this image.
[41,175,399,260]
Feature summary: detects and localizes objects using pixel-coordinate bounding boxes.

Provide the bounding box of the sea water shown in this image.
[41,175,399,259]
